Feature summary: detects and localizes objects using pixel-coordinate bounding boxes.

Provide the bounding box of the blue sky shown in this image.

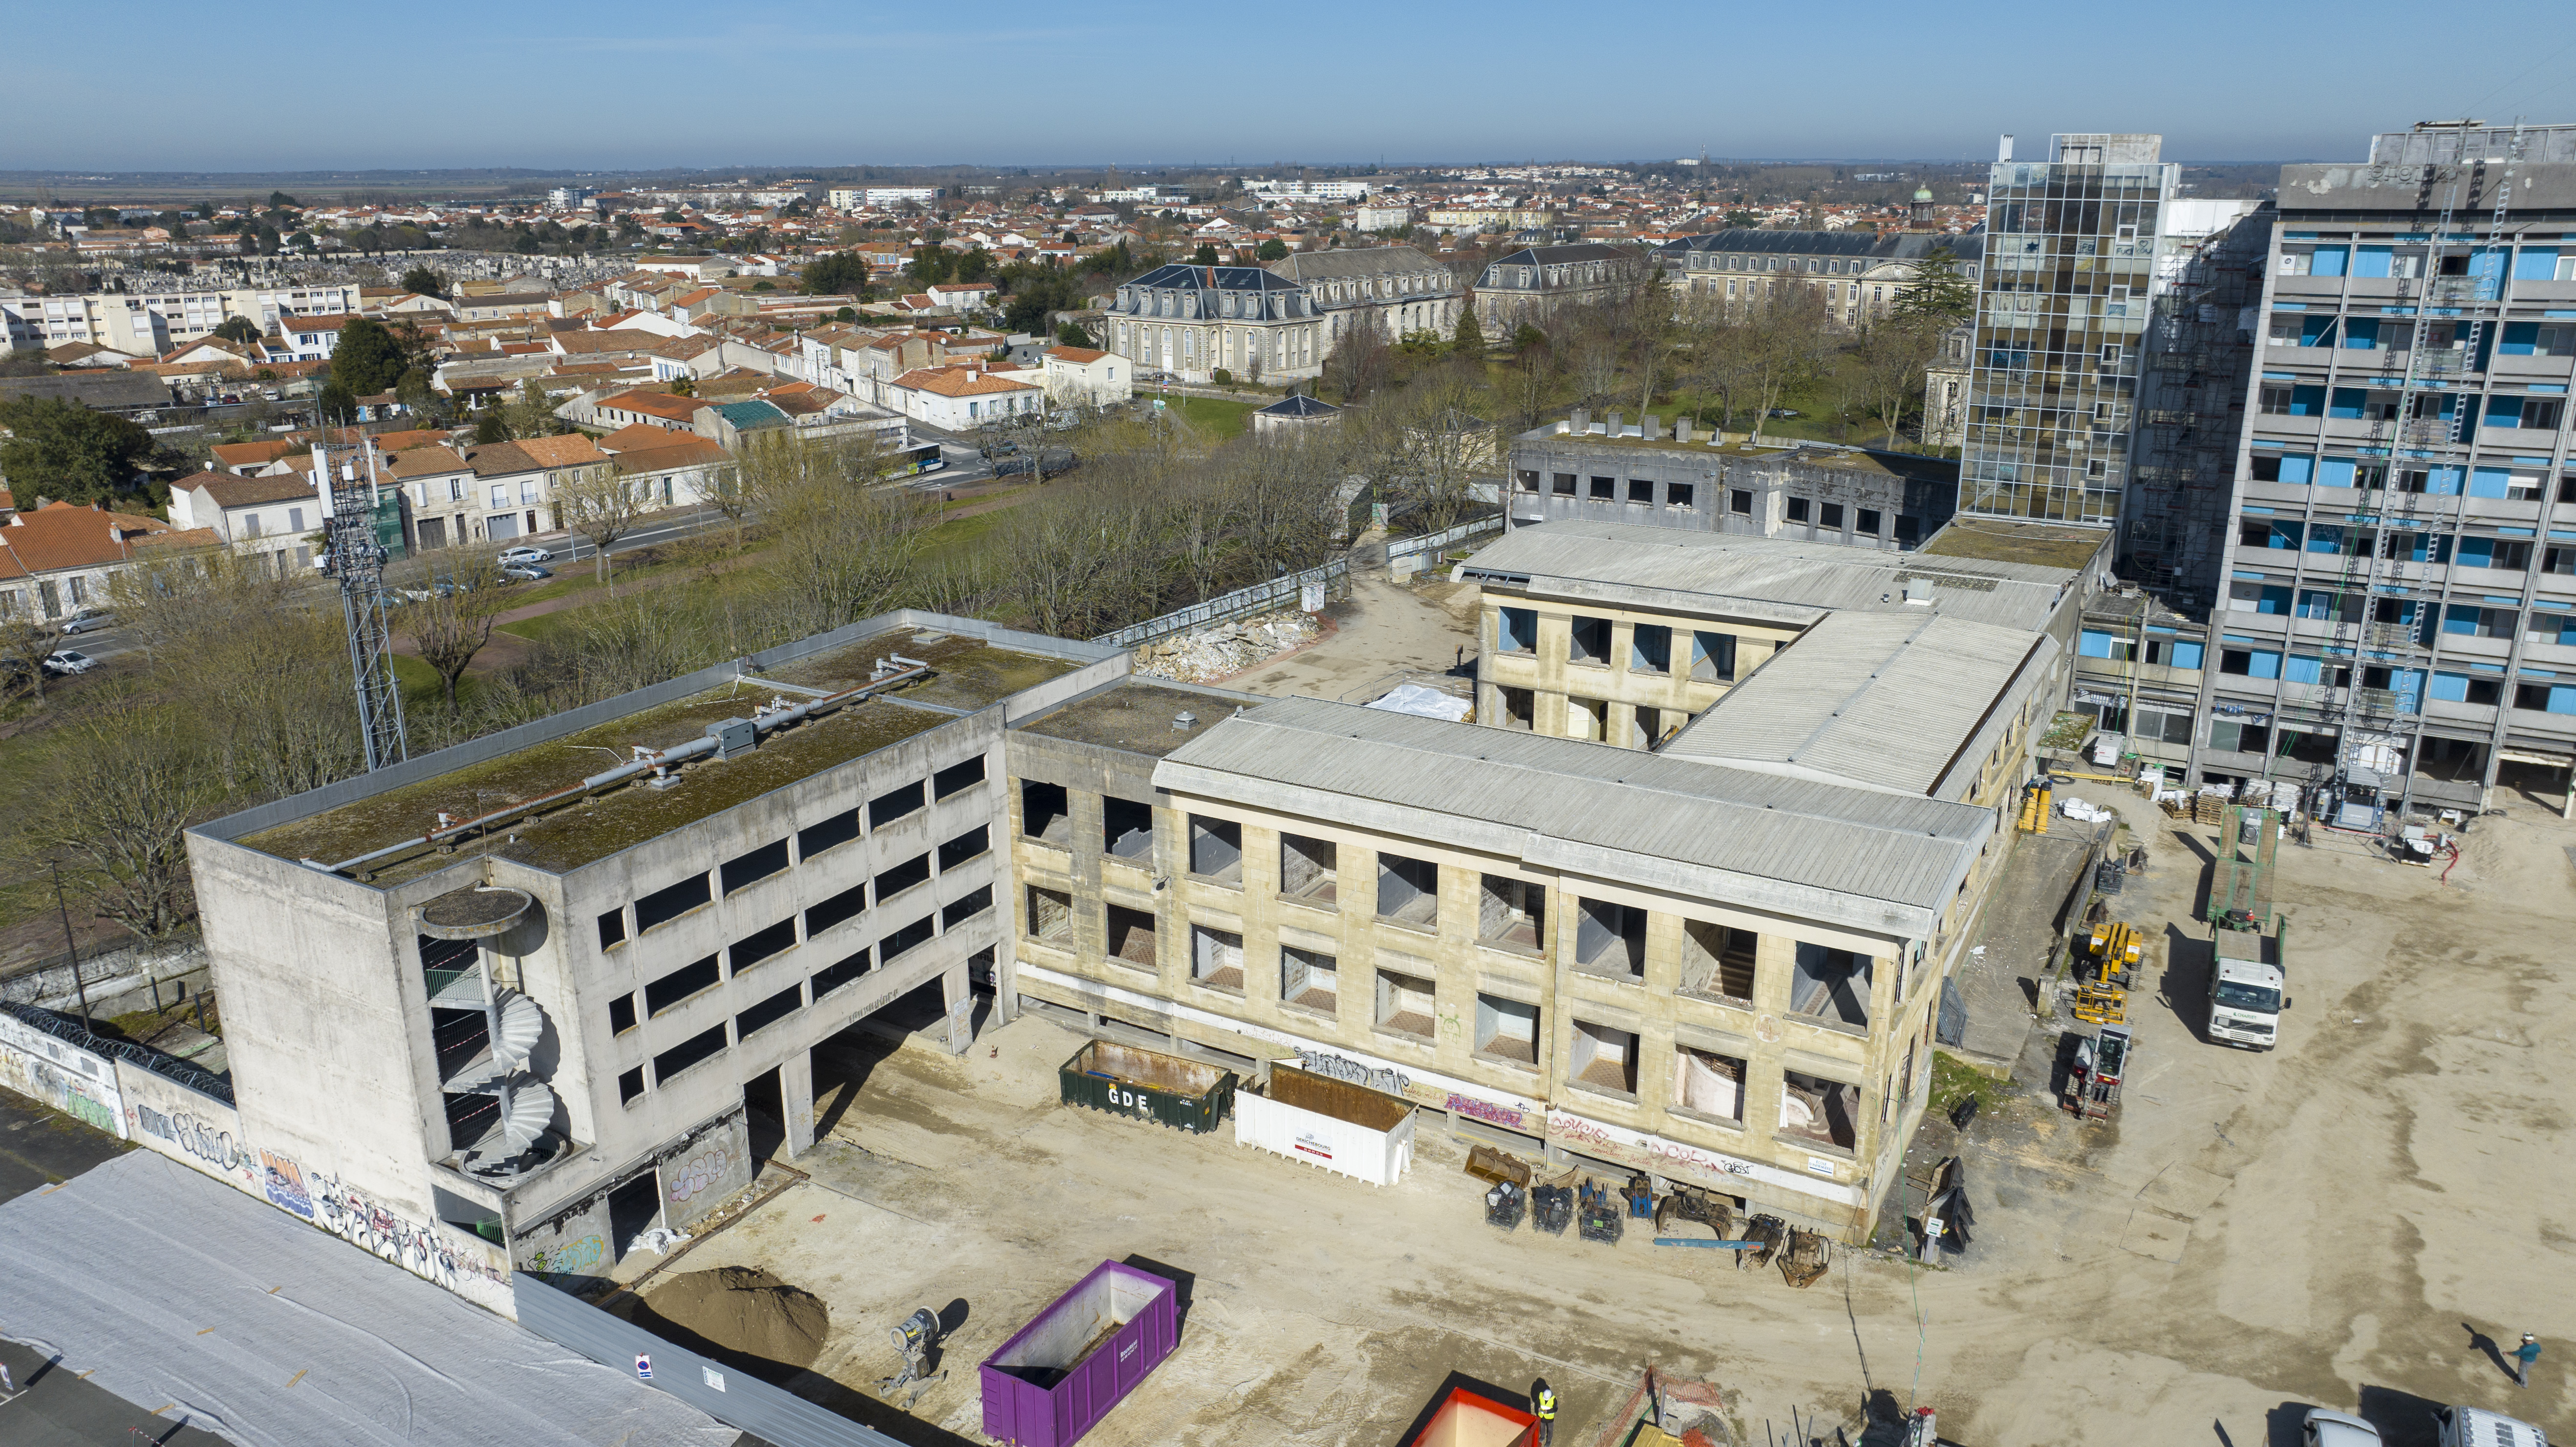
[9,1,2576,172]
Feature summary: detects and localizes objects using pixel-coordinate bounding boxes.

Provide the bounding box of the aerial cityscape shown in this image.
[0,20,2569,1446]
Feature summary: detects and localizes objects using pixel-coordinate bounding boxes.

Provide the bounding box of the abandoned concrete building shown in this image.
[1002,520,2101,1243]
[1507,411,1958,551]
[1460,519,2102,747]
[185,617,1121,1306]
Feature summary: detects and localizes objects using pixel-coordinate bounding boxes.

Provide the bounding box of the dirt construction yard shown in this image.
[639,791,2575,1447]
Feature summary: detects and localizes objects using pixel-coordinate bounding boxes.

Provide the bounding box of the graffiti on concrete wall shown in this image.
[259,1149,315,1219]
[1296,1050,1409,1098]
[134,1103,259,1186]
[524,1234,606,1277]
[1446,1093,1532,1133]
[665,1146,733,1205]
[0,1013,126,1139]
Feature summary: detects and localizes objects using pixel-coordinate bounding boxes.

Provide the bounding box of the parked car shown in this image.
[59,608,116,635]
[1766,407,1802,418]
[2302,1408,2381,1446]
[498,546,553,565]
[502,565,554,582]
[43,649,97,676]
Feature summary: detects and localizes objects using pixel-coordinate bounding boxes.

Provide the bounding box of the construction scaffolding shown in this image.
[2303,124,2527,831]
[2206,804,2279,929]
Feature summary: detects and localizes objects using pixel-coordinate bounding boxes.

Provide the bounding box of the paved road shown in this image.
[0,1087,130,1208]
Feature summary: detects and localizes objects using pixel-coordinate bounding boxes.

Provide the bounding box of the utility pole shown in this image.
[51,861,91,1032]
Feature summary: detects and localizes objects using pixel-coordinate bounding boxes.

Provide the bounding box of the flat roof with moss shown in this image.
[1918,517,2111,573]
[761,626,1082,712]
[1512,426,1958,481]
[1016,680,1260,759]
[242,690,953,883]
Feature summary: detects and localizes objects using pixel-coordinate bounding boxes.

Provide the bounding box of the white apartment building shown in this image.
[0,283,362,356]
[830,187,946,210]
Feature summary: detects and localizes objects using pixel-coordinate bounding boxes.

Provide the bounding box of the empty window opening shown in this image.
[1568,695,1608,741]
[1820,502,1845,530]
[608,993,637,1035]
[1191,925,1245,991]
[1679,919,1758,1003]
[1627,477,1655,503]
[1478,875,1546,952]
[1280,833,1337,903]
[634,873,711,933]
[644,955,722,1015]
[798,808,860,860]
[879,913,935,966]
[1498,607,1538,654]
[1691,632,1738,682]
[1281,947,1337,1012]
[1569,1020,1640,1095]
[867,780,926,830]
[1106,904,1158,967]
[597,908,627,953]
[1551,472,1577,496]
[1021,780,1072,845]
[1667,482,1696,511]
[812,946,871,999]
[932,755,986,798]
[735,983,803,1040]
[1026,886,1073,942]
[1374,967,1437,1039]
[942,886,993,929]
[1499,685,1535,730]
[618,1067,645,1106]
[1630,624,1672,675]
[652,1023,729,1085]
[806,880,866,937]
[1475,994,1540,1067]
[1376,853,1439,927]
[1858,508,1882,536]
[730,918,798,974]
[1575,898,1648,979]
[721,838,791,895]
[1568,616,1611,664]
[938,824,990,872]
[1103,797,1155,860]
[1779,1069,1859,1149]
[1729,488,1754,516]
[1671,1045,1746,1123]
[875,852,931,903]
[1790,943,1871,1029]
[1786,496,1811,523]
[1589,474,1616,499]
[1188,816,1244,883]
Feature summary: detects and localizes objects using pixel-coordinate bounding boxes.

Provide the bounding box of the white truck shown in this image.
[2208,920,2289,1050]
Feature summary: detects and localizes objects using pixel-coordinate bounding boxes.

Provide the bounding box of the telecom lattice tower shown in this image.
[318,444,408,771]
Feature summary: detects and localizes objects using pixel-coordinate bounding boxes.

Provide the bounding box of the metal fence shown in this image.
[0,1000,234,1104]
[513,1275,907,1447]
[1385,514,1504,564]
[1092,558,1348,649]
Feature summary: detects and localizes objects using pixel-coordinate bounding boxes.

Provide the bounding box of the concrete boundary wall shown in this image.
[515,1274,906,1447]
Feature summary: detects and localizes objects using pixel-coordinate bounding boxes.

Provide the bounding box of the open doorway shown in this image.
[607,1172,662,1262]
[743,1065,785,1163]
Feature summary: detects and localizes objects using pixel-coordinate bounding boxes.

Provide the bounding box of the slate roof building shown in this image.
[1472,243,1650,331]
[1101,264,1325,385]
[1265,245,1461,350]
[1659,229,1986,328]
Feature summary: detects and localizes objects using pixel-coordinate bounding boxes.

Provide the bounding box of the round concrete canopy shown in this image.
[414,885,534,939]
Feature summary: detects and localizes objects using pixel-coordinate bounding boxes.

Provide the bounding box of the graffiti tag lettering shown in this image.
[260,1149,315,1219]
[525,1233,607,1277]
[665,1146,732,1205]
[1296,1050,1408,1097]
[1446,1093,1527,1130]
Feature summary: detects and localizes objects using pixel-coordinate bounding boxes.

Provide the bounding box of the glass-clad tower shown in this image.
[1960,134,2179,524]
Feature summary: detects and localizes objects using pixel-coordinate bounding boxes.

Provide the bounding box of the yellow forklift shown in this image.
[2073,920,2141,1025]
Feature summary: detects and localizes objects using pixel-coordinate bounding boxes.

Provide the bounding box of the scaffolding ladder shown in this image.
[2206,803,2280,928]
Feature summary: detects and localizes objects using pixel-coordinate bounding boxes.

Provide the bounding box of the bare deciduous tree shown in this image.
[397,548,510,709]
[1854,317,1944,448]
[13,694,221,943]
[555,463,652,593]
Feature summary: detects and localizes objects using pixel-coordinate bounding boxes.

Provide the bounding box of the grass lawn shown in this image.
[389,653,474,709]
[1927,1049,2019,1121]
[1156,394,1256,441]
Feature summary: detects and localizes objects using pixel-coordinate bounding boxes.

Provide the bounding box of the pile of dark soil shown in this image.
[634,1265,830,1383]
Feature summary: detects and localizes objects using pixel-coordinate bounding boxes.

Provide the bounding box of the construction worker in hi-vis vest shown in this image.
[1532,1377,1555,1446]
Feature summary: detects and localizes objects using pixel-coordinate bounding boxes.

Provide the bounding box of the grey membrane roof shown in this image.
[1457,521,2075,633]
[1152,696,1994,936]
[1664,610,2056,802]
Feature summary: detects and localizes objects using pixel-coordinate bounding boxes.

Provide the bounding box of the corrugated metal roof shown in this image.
[1459,521,2073,633]
[1662,611,2054,801]
[1152,697,1992,934]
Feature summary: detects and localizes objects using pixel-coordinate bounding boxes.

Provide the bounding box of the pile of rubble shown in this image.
[1133,609,1321,683]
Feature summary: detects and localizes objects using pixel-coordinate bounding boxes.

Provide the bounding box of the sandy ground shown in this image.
[648,786,2575,1447]
[1225,574,1481,704]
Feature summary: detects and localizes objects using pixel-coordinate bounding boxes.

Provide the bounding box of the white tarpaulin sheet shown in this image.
[0,1152,736,1447]
[1364,683,1473,722]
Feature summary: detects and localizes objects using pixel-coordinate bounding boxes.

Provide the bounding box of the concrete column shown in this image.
[780,1048,816,1158]
[943,960,974,1055]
